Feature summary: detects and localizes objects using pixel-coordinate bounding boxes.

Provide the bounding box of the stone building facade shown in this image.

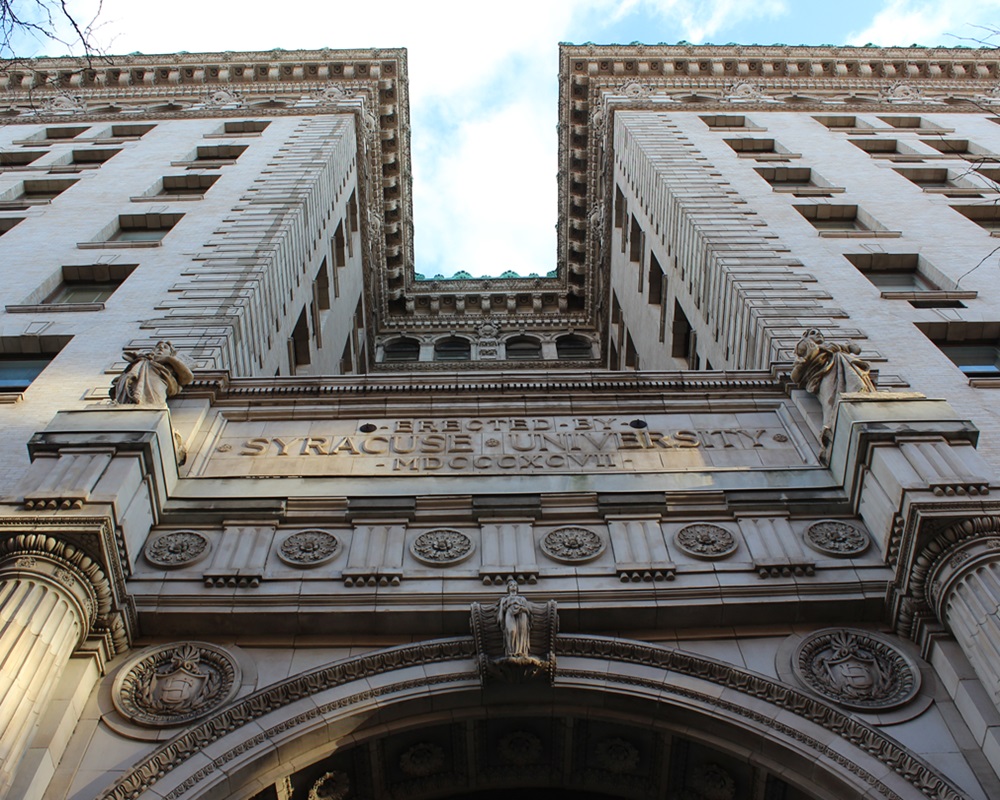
[2,44,1000,800]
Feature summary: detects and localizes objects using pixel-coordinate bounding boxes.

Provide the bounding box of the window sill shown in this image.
[131,194,205,202]
[77,240,163,249]
[922,187,985,196]
[171,160,235,168]
[880,290,978,301]
[969,377,1000,388]
[817,230,902,238]
[0,391,24,404]
[6,302,105,313]
[737,152,801,160]
[772,186,845,195]
[202,132,264,139]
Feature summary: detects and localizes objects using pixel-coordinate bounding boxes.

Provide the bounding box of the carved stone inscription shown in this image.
[200,412,805,477]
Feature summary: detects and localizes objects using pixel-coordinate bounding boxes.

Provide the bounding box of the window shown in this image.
[17,178,77,202]
[916,322,1000,384]
[794,204,889,236]
[383,337,420,362]
[938,344,1000,377]
[648,252,664,304]
[920,139,998,161]
[71,148,121,165]
[223,120,270,134]
[83,213,184,246]
[556,334,592,360]
[671,301,697,368]
[814,115,863,130]
[952,204,1000,233]
[0,151,45,168]
[0,217,24,236]
[44,263,137,306]
[290,309,311,371]
[43,126,88,140]
[0,357,51,391]
[109,124,155,138]
[844,253,937,292]
[434,337,471,361]
[505,336,542,360]
[754,167,837,195]
[725,138,776,153]
[878,116,945,132]
[193,144,248,166]
[629,215,642,262]
[158,174,219,197]
[0,334,70,397]
[701,114,748,129]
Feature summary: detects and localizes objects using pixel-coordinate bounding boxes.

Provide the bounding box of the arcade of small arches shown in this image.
[380,333,596,363]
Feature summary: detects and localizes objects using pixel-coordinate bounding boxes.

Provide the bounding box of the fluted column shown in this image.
[926,536,1000,705]
[0,551,95,796]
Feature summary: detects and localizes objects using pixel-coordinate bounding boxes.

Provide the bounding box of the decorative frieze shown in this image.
[278,530,341,567]
[804,520,870,557]
[145,531,210,568]
[540,527,605,562]
[410,530,474,565]
[674,523,739,559]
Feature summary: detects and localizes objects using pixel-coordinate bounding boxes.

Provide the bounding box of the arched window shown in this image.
[383,337,420,362]
[556,334,592,360]
[434,336,471,361]
[505,335,542,360]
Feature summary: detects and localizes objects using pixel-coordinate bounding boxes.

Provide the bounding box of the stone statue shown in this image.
[111,341,195,407]
[791,329,875,444]
[497,579,532,659]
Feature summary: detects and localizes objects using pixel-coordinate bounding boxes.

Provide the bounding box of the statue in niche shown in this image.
[111,341,195,407]
[497,579,532,658]
[791,329,875,447]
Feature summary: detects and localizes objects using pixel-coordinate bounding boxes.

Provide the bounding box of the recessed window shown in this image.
[194,144,248,165]
[844,253,938,292]
[701,115,748,129]
[556,334,592,360]
[109,124,155,138]
[725,138,776,153]
[0,335,70,396]
[850,138,903,155]
[940,344,1000,376]
[18,178,76,201]
[951,204,1000,233]
[878,116,944,131]
[434,336,471,361]
[0,217,24,236]
[916,322,1000,384]
[158,174,219,197]
[223,120,270,134]
[43,263,137,306]
[795,204,878,233]
[383,337,420,362]
[754,166,837,195]
[814,115,862,130]
[95,213,184,245]
[920,139,997,161]
[0,151,45,167]
[505,336,542,360]
[43,126,88,140]
[71,148,121,165]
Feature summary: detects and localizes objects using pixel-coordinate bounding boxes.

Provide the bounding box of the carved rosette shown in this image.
[277,530,341,567]
[144,531,210,568]
[410,530,474,565]
[805,520,870,557]
[793,629,920,712]
[113,642,241,727]
[674,524,739,559]
[594,737,640,773]
[399,742,445,777]
[308,771,349,800]
[540,527,605,563]
[498,730,543,766]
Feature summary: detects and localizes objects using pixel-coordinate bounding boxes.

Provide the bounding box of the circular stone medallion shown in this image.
[793,628,921,711]
[278,529,341,567]
[805,520,871,557]
[410,530,474,565]
[674,524,739,559]
[144,530,209,568]
[541,527,605,563]
[113,642,241,727]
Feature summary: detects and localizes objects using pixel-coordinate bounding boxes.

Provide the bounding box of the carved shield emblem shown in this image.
[151,666,207,708]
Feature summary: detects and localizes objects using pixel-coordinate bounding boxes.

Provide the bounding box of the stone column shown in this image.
[0,546,97,796]
[926,535,1000,706]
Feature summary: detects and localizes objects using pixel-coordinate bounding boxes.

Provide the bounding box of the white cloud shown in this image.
[641,0,788,43]
[848,0,1000,47]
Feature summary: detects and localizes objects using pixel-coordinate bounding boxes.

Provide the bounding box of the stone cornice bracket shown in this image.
[0,529,133,660]
[470,582,558,685]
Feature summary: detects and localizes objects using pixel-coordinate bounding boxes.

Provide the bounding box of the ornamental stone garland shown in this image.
[792,628,921,712]
[399,742,446,777]
[540,527,605,562]
[144,530,210,568]
[674,524,739,559]
[804,520,870,557]
[278,529,341,567]
[113,642,241,727]
[308,771,349,800]
[594,737,640,773]
[410,529,474,565]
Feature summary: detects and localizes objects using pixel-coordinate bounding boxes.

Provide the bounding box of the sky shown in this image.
[19,0,1000,277]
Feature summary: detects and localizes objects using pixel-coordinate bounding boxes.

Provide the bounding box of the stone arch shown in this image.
[97,636,965,800]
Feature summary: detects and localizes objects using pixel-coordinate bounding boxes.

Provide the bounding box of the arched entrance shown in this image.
[97,636,965,800]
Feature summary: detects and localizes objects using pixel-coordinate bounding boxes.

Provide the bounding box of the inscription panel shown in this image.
[196,412,812,478]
